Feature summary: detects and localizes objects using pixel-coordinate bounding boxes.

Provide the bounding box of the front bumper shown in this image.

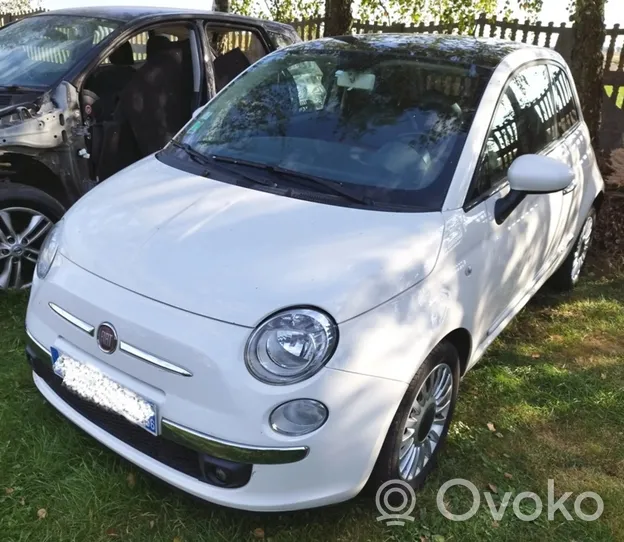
[25,256,407,511]
[27,331,307,466]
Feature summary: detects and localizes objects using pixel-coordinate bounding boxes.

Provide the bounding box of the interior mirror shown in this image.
[508,154,574,194]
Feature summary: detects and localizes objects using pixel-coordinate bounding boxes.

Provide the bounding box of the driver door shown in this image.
[466,62,564,341]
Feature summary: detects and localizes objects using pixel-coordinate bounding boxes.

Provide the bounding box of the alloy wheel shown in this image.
[0,207,53,290]
[571,215,594,283]
[397,363,453,481]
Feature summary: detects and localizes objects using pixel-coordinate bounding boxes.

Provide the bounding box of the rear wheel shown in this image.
[550,208,596,292]
[0,183,65,291]
[371,341,460,491]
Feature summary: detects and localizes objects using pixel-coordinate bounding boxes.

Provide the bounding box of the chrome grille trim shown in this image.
[49,303,95,336]
[119,341,193,377]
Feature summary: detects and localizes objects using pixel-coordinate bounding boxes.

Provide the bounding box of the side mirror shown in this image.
[495,154,574,225]
[508,154,574,194]
[192,107,203,119]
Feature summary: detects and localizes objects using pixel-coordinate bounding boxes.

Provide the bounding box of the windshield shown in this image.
[174,44,491,211]
[0,15,120,89]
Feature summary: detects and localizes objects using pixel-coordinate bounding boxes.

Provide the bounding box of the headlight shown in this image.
[245,308,338,385]
[36,222,62,280]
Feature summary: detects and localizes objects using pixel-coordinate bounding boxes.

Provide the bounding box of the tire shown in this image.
[370,341,460,492]
[0,183,65,291]
[549,208,596,292]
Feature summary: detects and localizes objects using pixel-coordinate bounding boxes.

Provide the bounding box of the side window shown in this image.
[473,91,518,197]
[268,30,300,49]
[206,28,269,92]
[127,31,179,63]
[129,32,148,62]
[549,65,580,136]
[468,63,557,203]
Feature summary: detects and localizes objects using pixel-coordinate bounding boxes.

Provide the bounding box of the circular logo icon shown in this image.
[375,479,416,526]
[96,323,118,354]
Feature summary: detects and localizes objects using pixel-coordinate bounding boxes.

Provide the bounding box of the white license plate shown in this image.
[50,347,158,435]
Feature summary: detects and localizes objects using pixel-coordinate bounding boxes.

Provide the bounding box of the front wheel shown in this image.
[371,341,460,490]
[549,208,596,292]
[0,183,65,291]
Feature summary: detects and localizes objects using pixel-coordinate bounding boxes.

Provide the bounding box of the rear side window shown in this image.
[268,29,301,49]
[549,65,580,136]
[206,27,269,92]
[468,63,558,204]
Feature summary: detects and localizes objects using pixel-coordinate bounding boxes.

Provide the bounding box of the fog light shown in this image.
[270,399,328,436]
[199,454,252,488]
[215,467,228,483]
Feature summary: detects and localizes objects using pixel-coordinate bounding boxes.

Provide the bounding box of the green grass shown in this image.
[1,267,623,541]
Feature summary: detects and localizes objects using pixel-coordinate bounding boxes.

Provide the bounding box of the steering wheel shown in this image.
[420,91,463,116]
[409,90,462,124]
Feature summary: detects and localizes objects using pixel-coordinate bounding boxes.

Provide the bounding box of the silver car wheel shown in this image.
[571,214,594,283]
[0,207,53,290]
[398,363,453,481]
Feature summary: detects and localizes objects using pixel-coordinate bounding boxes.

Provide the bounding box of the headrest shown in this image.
[110,41,134,66]
[146,35,171,58]
[213,48,250,91]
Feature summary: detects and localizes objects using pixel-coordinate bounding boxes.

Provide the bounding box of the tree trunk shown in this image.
[213,0,230,12]
[570,0,606,147]
[324,0,352,37]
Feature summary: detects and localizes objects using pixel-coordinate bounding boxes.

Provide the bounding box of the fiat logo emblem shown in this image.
[96,323,118,354]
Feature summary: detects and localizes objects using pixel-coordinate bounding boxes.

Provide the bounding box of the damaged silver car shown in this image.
[0,7,299,290]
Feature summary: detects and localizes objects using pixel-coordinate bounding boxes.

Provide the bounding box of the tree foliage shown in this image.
[358,0,498,30]
[0,0,39,13]
[231,0,322,21]
[232,0,543,30]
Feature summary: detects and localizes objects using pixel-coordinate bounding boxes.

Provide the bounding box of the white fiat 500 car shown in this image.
[25,34,603,511]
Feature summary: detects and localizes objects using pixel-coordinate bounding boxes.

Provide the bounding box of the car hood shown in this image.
[61,157,445,326]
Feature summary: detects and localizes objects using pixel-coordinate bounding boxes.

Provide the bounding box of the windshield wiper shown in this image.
[211,154,372,207]
[170,141,274,187]
[0,85,43,93]
[170,140,212,166]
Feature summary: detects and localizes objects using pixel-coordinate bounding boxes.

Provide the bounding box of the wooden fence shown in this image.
[0,8,45,26]
[290,13,624,70]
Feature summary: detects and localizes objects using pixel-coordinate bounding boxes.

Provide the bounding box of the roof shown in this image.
[289,33,538,70]
[33,6,294,32]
